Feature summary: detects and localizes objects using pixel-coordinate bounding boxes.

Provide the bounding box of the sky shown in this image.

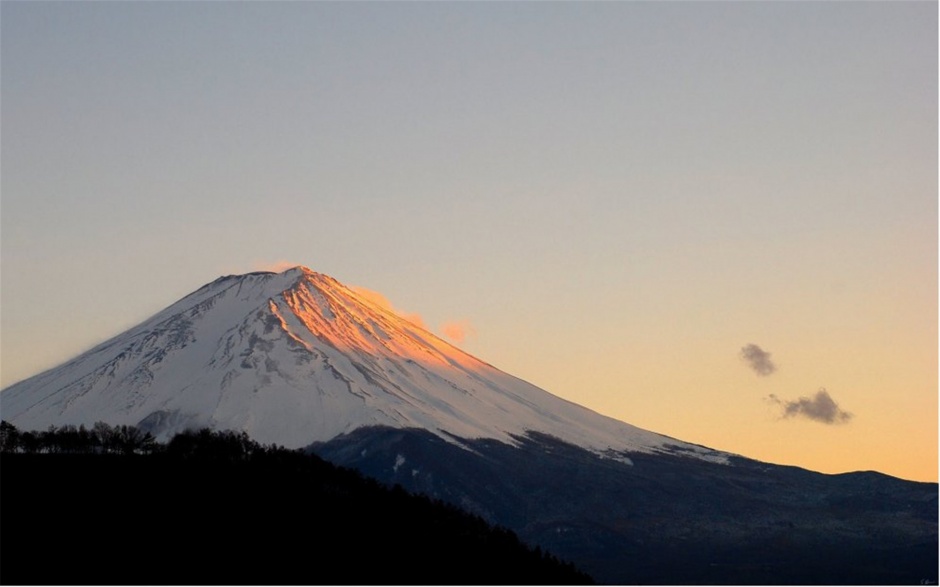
[1,2,936,482]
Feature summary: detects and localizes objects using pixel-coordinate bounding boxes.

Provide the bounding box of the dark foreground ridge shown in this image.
[314,426,939,585]
[0,422,592,585]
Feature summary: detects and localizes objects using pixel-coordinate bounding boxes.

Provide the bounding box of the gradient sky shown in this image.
[2,2,936,482]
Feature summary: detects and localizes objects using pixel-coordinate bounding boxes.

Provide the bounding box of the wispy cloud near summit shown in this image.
[255,260,303,273]
[441,319,476,344]
[351,286,430,330]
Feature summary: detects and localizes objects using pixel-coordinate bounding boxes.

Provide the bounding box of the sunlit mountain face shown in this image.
[0,266,724,462]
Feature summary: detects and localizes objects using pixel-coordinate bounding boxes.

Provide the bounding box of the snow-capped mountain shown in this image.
[1,266,724,462]
[3,267,936,585]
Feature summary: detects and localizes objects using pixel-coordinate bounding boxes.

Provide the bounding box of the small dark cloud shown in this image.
[767,388,853,425]
[741,343,776,376]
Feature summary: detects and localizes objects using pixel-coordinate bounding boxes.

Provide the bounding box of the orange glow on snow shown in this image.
[350,286,429,330]
[271,276,486,372]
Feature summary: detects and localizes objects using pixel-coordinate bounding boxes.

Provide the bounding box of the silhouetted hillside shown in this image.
[0,423,592,585]
[315,426,939,585]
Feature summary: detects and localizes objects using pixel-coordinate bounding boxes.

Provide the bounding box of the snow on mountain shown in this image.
[0,266,728,463]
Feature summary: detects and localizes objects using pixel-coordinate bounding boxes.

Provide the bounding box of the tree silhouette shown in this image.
[0,421,19,453]
[0,421,594,585]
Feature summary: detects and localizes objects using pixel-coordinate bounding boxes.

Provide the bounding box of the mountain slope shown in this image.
[314,426,938,585]
[1,266,723,463]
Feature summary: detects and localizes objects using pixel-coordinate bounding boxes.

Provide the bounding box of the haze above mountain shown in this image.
[0,266,726,465]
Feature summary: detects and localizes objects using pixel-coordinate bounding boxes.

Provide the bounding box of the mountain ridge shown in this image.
[1,266,728,464]
[313,424,938,584]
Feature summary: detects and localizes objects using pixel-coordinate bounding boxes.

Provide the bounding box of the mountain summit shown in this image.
[1,266,724,462]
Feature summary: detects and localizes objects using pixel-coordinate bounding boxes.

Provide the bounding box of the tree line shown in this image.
[1,420,594,584]
[0,420,287,459]
[0,420,158,455]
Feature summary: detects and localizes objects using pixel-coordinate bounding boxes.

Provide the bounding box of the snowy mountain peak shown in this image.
[1,267,729,464]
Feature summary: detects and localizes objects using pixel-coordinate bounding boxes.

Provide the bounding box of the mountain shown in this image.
[314,426,938,584]
[2,266,936,584]
[1,266,723,463]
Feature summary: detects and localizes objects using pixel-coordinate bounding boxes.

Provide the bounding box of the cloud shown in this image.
[741,343,776,376]
[351,286,429,330]
[218,260,302,276]
[401,312,430,331]
[350,286,476,342]
[254,260,302,273]
[351,286,396,312]
[440,319,476,344]
[767,388,853,424]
